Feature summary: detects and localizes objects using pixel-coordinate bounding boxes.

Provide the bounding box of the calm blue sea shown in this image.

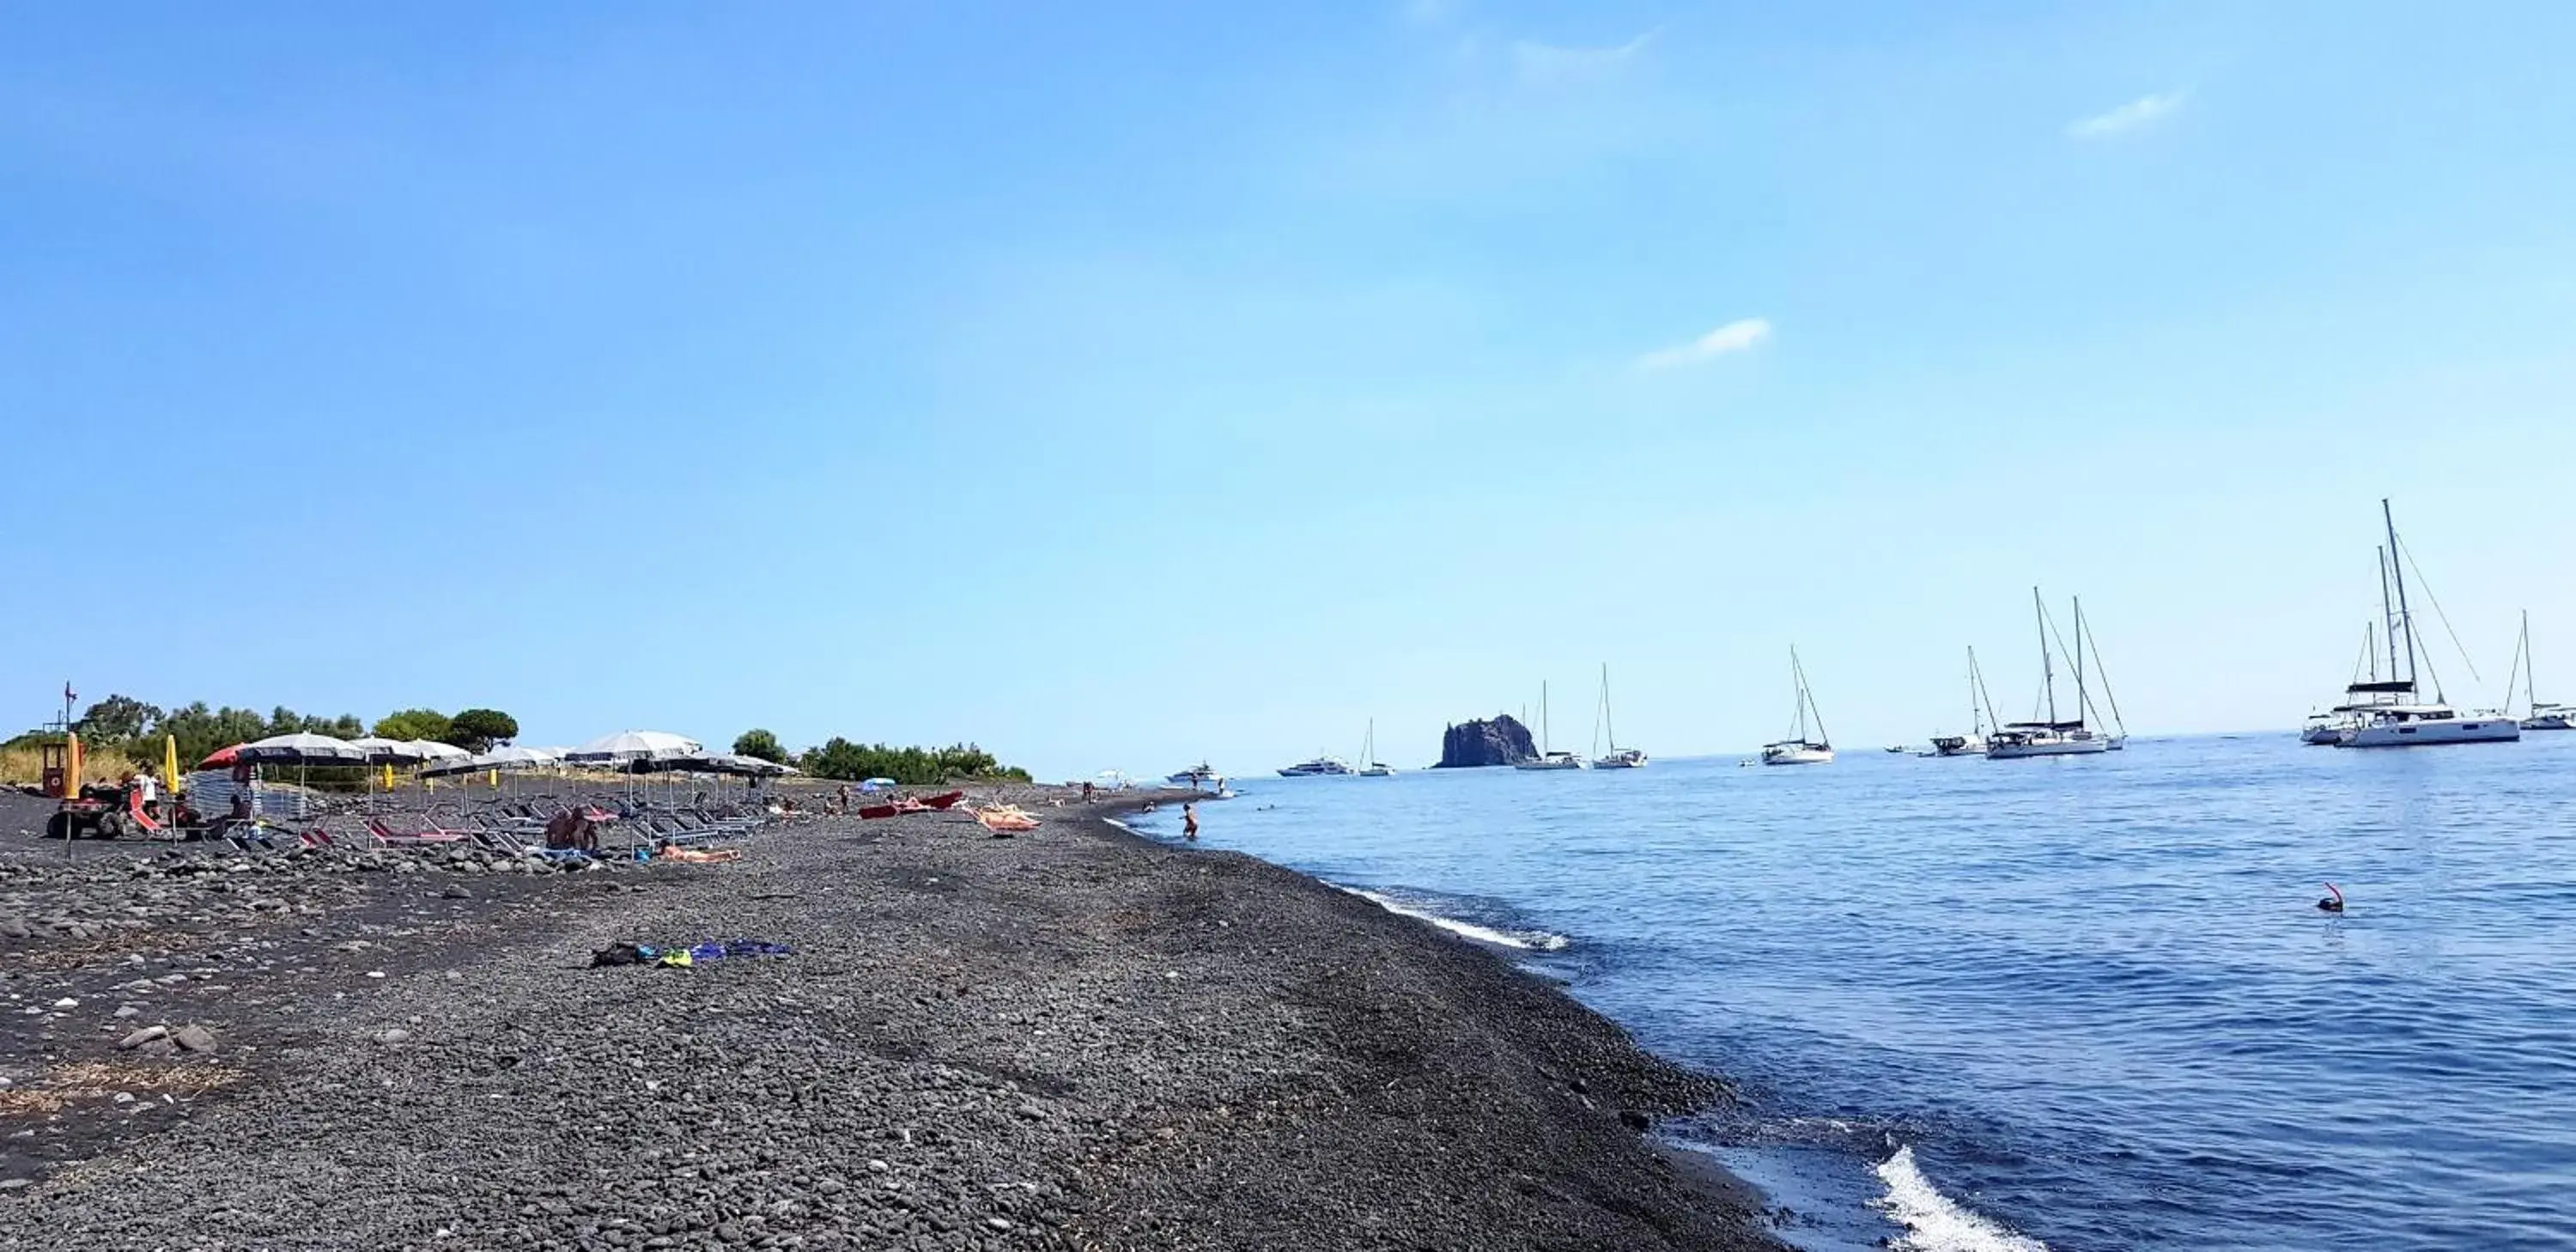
[1120,734,2576,1251]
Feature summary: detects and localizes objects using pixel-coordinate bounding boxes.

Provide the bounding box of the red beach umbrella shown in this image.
[198,744,244,769]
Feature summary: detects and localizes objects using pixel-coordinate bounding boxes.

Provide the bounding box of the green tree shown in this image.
[732,728,788,763]
[160,702,271,769]
[373,708,453,743]
[796,738,1028,784]
[445,708,519,753]
[75,695,163,745]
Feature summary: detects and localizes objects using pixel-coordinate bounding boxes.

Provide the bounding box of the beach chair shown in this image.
[364,815,473,848]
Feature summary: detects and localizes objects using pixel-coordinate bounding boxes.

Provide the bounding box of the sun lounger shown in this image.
[364,816,473,848]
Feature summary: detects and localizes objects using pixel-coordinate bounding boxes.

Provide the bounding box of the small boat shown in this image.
[1883,745,1907,754]
[1277,756,1353,777]
[2508,611,2574,731]
[1166,762,1218,785]
[1591,664,1648,769]
[1357,720,1396,776]
[1760,647,1834,766]
[1990,589,2123,759]
[2335,501,2519,749]
[1516,681,1589,769]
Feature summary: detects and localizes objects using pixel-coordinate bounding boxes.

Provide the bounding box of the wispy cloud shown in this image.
[1637,318,1771,370]
[2065,90,2187,139]
[1511,28,1660,83]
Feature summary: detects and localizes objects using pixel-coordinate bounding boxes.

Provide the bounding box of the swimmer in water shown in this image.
[1182,801,1199,841]
[2318,882,2345,913]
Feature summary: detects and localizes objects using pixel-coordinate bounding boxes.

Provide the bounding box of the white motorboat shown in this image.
[1760,647,1834,766]
[1277,756,1353,777]
[2507,611,2573,731]
[1591,664,1648,769]
[1166,762,1218,785]
[2335,501,2519,750]
[1989,589,2126,760]
[1516,682,1589,770]
[1357,720,1396,775]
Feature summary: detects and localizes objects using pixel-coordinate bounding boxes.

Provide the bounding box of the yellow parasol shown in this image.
[164,734,181,795]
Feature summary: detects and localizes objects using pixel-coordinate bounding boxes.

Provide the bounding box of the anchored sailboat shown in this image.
[2335,500,2518,748]
[1988,589,2125,758]
[1357,720,1396,775]
[2506,611,2571,731]
[1760,648,1834,765]
[1929,647,1993,757]
[1591,664,1648,769]
[1516,681,1586,770]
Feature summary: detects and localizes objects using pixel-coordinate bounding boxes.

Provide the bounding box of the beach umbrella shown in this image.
[198,744,244,770]
[234,732,368,766]
[162,735,179,797]
[567,731,702,763]
[402,739,471,763]
[348,737,428,764]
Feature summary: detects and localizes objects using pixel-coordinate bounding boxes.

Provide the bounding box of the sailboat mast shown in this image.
[2074,595,2088,728]
[1540,683,1549,754]
[2525,611,2537,712]
[2382,499,2421,692]
[2035,587,2057,724]
[2377,545,2399,692]
[1967,647,1985,734]
[1601,663,1617,752]
[1804,650,1830,745]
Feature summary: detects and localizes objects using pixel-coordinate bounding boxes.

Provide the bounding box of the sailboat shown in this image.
[2336,501,2519,747]
[1516,681,1587,770]
[2512,612,2574,731]
[1357,720,1397,775]
[1591,664,1648,769]
[1987,589,2124,758]
[1759,648,1834,765]
[1929,647,1993,757]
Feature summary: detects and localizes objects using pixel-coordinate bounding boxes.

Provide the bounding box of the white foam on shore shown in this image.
[1335,886,1571,951]
[1871,1146,2049,1252]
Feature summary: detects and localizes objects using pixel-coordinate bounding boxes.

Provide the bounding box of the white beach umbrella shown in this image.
[568,730,702,763]
[347,737,426,764]
[404,740,472,762]
[234,732,368,766]
[478,745,562,769]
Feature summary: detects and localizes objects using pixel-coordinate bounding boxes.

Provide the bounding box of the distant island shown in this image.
[1436,715,1539,768]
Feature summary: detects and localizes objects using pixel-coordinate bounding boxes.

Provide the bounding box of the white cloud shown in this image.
[1511,29,1659,83]
[1637,318,1771,370]
[2066,90,2187,139]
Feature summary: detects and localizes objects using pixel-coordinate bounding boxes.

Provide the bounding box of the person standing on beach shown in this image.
[1182,802,1199,841]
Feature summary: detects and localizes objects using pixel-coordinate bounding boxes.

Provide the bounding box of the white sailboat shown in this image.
[1591,664,1648,769]
[2305,622,2385,745]
[2506,611,2574,731]
[1760,648,1834,765]
[1988,589,2124,759]
[1929,647,1993,757]
[1516,681,1587,770]
[2336,500,2519,748]
[1357,720,1396,775]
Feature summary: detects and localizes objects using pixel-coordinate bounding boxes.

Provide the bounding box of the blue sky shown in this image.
[6,2,2574,777]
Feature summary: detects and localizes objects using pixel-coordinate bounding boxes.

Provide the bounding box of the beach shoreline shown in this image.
[0,784,1782,1250]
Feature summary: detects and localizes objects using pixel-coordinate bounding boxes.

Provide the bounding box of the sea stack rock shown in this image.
[1437,716,1540,768]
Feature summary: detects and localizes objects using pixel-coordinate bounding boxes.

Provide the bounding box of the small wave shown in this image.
[1872,1146,2048,1252]
[1103,817,1138,834]
[1334,885,1571,951]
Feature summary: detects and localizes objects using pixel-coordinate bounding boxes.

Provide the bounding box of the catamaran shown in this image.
[2506,611,2573,731]
[1988,589,2126,759]
[1929,647,1994,757]
[1591,664,1648,769]
[2305,622,2386,745]
[1760,648,1834,765]
[2335,500,2518,748]
[1517,681,1587,769]
[1357,720,1396,775]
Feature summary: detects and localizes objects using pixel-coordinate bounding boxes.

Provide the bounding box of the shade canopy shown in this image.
[348,737,428,764]
[234,732,368,766]
[478,745,562,769]
[198,744,244,769]
[567,731,702,763]
[404,739,473,762]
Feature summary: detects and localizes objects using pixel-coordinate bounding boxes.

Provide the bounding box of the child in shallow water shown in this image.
[1182,802,1199,841]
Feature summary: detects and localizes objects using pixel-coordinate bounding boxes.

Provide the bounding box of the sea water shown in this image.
[1121,735,2576,1250]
